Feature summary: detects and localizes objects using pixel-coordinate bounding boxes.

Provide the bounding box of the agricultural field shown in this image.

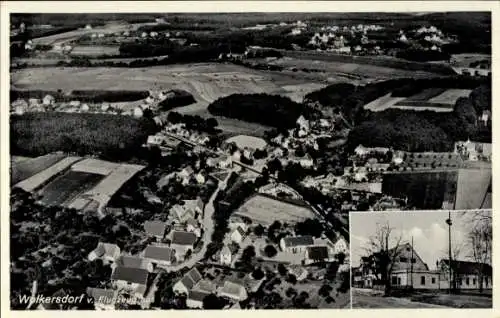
[38,170,105,206]
[363,93,406,112]
[13,156,83,192]
[427,89,472,105]
[266,57,439,80]
[451,53,491,68]
[11,63,322,135]
[382,171,459,210]
[225,135,267,150]
[232,194,316,226]
[455,166,491,210]
[69,45,120,57]
[364,88,471,113]
[11,153,66,184]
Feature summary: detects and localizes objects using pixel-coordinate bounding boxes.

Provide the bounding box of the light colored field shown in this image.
[427,89,473,105]
[32,24,133,46]
[69,45,120,56]
[225,135,267,150]
[233,194,316,226]
[455,167,491,210]
[70,158,121,175]
[451,54,491,68]
[11,153,67,184]
[11,156,32,164]
[13,156,82,192]
[68,163,145,211]
[363,93,407,112]
[388,105,454,113]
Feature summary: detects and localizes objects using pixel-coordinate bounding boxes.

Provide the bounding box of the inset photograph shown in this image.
[350,210,492,308]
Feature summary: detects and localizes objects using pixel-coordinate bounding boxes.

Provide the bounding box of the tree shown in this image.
[252,268,265,280]
[465,210,492,293]
[335,252,346,265]
[364,222,403,296]
[206,117,219,129]
[286,274,297,284]
[241,246,256,263]
[264,245,278,258]
[319,284,333,297]
[294,218,324,238]
[277,263,288,276]
[253,224,265,236]
[203,293,226,309]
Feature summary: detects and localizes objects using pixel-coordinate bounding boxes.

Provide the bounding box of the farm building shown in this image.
[114,255,153,272]
[173,267,203,295]
[111,267,149,299]
[143,245,175,266]
[88,242,121,264]
[144,220,168,241]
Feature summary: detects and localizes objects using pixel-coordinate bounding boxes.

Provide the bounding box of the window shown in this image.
[411,258,416,263]
[397,277,401,285]
[466,278,470,285]
[421,276,426,285]
[392,276,398,285]
[431,277,436,284]
[473,278,477,285]
[400,257,408,263]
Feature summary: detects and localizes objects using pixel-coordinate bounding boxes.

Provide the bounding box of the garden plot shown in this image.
[11,153,66,185]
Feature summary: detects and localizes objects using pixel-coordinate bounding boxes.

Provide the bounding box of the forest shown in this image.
[207,93,318,129]
[10,112,158,160]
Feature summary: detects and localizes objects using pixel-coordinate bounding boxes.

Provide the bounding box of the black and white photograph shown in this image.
[350,210,493,308]
[5,3,493,312]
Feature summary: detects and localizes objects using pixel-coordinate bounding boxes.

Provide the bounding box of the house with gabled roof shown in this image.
[280,235,314,254]
[86,287,117,310]
[438,259,492,290]
[230,226,246,244]
[171,197,204,223]
[187,290,210,308]
[111,267,149,298]
[220,243,238,266]
[114,255,153,272]
[143,245,176,266]
[171,231,197,259]
[218,279,248,301]
[144,220,168,241]
[88,242,121,264]
[304,245,333,265]
[173,267,203,295]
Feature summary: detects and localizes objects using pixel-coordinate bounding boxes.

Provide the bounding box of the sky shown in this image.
[349,211,483,269]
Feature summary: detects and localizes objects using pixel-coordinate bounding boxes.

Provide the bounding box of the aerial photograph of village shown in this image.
[351,210,492,308]
[8,10,491,310]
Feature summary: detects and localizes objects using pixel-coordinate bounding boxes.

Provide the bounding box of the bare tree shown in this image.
[363,221,403,295]
[462,210,492,293]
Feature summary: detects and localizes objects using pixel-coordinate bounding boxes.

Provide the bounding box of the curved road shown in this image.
[164,170,232,272]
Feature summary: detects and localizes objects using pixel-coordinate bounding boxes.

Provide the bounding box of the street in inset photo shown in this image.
[350,210,492,308]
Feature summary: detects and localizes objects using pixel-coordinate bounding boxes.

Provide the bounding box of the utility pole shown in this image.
[446,211,453,294]
[411,236,414,289]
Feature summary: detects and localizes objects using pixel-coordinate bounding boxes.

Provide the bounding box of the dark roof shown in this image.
[188,290,210,302]
[144,245,174,262]
[172,231,197,246]
[306,246,329,261]
[179,267,203,290]
[282,235,314,248]
[111,267,149,285]
[116,255,149,269]
[144,220,167,237]
[235,226,246,237]
[441,259,492,276]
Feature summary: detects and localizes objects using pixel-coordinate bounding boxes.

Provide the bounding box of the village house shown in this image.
[186,218,201,237]
[206,155,233,169]
[288,266,308,281]
[220,244,238,266]
[195,172,206,184]
[438,259,493,290]
[111,267,149,299]
[113,255,153,273]
[144,220,168,241]
[280,235,315,254]
[187,290,210,308]
[143,245,176,267]
[88,242,121,265]
[170,231,197,259]
[173,267,203,295]
[354,144,390,157]
[171,197,204,223]
[42,94,55,106]
[218,280,248,301]
[304,246,331,265]
[230,226,246,244]
[86,288,117,310]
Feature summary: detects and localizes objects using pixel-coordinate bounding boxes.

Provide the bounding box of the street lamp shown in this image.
[446,211,453,294]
